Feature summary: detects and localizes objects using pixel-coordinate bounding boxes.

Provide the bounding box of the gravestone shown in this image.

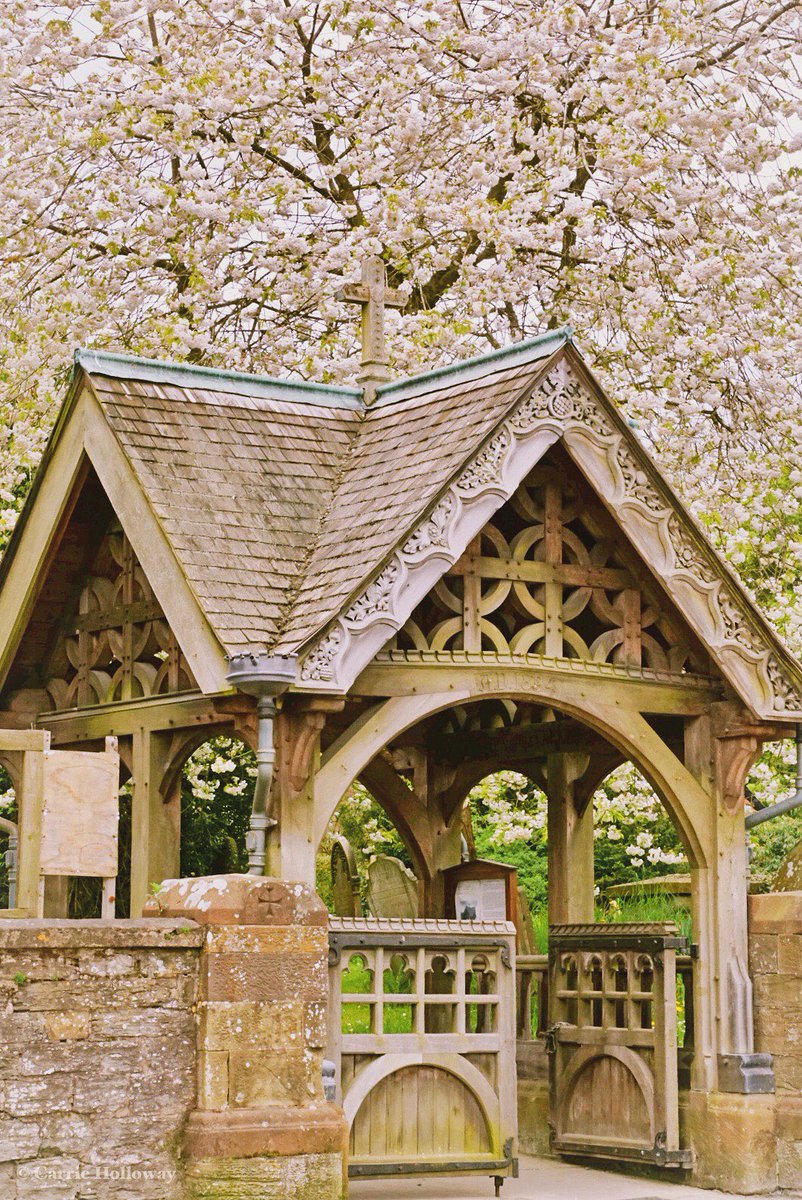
[772,841,802,891]
[366,854,418,919]
[330,835,360,918]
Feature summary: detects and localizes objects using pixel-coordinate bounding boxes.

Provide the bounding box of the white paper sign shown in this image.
[455,877,507,923]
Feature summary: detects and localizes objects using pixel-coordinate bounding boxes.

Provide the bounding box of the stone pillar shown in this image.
[546,752,594,924]
[145,874,347,1200]
[750,890,802,1191]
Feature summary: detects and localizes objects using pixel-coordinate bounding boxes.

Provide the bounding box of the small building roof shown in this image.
[1,329,801,719]
[74,331,563,656]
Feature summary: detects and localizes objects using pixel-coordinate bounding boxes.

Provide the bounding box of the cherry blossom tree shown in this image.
[1,0,801,869]
[1,1,800,593]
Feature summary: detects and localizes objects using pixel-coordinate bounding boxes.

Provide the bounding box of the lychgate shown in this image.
[0,270,800,1193]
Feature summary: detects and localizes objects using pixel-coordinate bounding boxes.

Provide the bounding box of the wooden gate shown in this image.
[547,922,693,1167]
[328,917,518,1186]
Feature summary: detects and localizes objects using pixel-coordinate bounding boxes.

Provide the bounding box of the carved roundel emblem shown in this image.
[546,387,574,419]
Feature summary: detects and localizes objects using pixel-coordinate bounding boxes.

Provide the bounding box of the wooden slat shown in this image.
[462,537,482,654]
[450,556,633,591]
[0,730,49,753]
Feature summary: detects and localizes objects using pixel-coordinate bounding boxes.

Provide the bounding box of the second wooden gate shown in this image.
[547,922,693,1167]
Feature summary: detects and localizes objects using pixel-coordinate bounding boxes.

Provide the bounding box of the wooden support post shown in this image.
[462,535,482,654]
[269,701,339,884]
[543,481,564,658]
[422,809,464,918]
[410,751,463,918]
[130,728,180,916]
[16,743,47,915]
[42,877,70,918]
[685,713,762,1093]
[547,752,594,924]
[101,877,116,918]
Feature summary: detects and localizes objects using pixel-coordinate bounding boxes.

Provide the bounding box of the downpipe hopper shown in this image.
[746,725,802,830]
[226,653,298,874]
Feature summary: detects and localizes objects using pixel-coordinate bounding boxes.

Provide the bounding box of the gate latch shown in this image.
[544,1023,566,1055]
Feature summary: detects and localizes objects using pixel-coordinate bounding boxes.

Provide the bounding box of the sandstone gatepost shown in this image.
[154,875,347,1200]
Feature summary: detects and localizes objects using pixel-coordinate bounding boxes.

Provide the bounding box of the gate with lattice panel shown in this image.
[327,917,518,1189]
[547,922,693,1168]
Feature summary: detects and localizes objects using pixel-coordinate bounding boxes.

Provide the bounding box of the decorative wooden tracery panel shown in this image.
[43,524,196,710]
[391,456,711,678]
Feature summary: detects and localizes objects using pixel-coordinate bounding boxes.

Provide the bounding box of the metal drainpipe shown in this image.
[247,696,277,875]
[745,724,802,829]
[225,652,298,876]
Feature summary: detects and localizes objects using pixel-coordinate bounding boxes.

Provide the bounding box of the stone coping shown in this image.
[0,917,204,949]
[749,890,802,935]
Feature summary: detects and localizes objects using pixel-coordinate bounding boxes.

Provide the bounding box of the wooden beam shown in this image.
[354,658,721,715]
[429,719,606,765]
[360,757,431,883]
[462,535,482,654]
[71,598,163,635]
[39,691,237,743]
[449,556,633,591]
[0,729,50,753]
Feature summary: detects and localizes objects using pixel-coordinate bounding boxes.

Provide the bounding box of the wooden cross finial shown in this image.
[339,255,406,402]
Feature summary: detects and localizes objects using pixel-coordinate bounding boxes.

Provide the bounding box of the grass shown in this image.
[596,893,693,942]
[341,955,416,1034]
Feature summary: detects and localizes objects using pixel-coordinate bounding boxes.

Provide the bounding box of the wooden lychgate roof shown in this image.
[0,330,800,721]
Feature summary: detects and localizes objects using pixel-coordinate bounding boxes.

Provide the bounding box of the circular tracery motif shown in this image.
[393,461,710,676]
[43,528,196,710]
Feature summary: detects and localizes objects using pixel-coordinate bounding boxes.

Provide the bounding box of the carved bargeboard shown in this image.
[298,356,802,717]
[43,524,196,710]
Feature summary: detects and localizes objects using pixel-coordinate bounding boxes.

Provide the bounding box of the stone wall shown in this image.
[749,890,802,1192]
[0,918,203,1199]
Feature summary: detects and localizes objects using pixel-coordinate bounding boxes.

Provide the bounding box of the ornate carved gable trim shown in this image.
[296,355,802,719]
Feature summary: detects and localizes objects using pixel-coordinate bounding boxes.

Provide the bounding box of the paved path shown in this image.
[351,1155,750,1200]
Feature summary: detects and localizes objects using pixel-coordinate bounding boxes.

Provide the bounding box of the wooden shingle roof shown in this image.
[277,355,552,651]
[2,330,800,720]
[78,336,562,657]
[86,370,358,654]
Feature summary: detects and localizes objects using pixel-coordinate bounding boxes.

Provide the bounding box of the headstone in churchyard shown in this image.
[517,886,538,955]
[366,854,419,919]
[330,835,361,918]
[772,841,802,892]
